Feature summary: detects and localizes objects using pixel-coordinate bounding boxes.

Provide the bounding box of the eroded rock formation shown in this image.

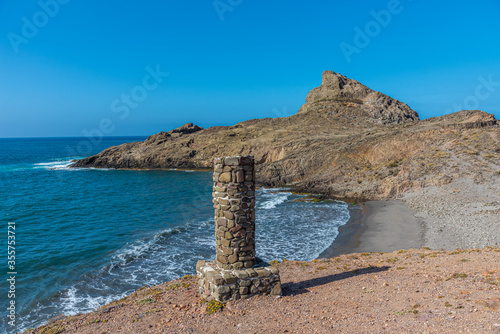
[71,71,500,201]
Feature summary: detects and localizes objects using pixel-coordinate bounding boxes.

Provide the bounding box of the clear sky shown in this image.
[1,0,499,138]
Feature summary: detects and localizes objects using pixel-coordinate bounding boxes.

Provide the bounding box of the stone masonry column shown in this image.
[212,155,256,270]
[196,155,281,302]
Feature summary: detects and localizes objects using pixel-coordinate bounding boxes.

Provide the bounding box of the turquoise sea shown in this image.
[0,137,350,333]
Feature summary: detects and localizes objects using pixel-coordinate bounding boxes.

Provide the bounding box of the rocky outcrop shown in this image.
[297,71,419,124]
[436,110,499,129]
[144,123,203,145]
[73,123,206,169]
[71,71,500,201]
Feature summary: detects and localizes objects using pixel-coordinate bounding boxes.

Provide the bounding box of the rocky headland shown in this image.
[72,71,499,202]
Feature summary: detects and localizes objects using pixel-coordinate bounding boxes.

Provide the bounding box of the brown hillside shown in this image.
[71,72,500,201]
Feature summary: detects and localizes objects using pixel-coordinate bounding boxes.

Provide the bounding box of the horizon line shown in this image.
[0,135,150,140]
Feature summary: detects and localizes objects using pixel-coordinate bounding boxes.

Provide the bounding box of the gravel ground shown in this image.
[400,177,500,250]
[26,248,500,334]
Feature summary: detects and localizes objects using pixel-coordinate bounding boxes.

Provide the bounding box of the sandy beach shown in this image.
[321,200,425,257]
[323,176,500,257]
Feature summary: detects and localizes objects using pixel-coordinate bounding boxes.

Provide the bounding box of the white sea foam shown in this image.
[15,286,130,333]
[257,199,350,262]
[58,286,128,316]
[33,159,77,170]
[257,189,291,210]
[2,159,76,172]
[107,218,215,285]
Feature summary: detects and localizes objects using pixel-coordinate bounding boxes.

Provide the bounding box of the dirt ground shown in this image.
[27,247,500,334]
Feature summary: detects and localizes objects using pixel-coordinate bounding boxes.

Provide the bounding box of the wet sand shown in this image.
[320,200,425,257]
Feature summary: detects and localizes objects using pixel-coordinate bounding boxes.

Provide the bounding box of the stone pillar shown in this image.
[213,155,256,270]
[196,155,282,302]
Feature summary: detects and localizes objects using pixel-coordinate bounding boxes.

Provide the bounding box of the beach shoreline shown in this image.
[320,176,500,257]
[320,199,425,258]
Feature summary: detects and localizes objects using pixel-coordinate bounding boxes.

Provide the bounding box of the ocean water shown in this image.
[0,137,350,333]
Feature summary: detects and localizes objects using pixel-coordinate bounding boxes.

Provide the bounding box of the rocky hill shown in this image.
[71,71,499,201]
[297,71,419,124]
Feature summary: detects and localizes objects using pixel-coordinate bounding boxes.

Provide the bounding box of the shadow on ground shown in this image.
[282,266,390,296]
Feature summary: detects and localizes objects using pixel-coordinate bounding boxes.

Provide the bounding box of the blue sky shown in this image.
[1,0,499,137]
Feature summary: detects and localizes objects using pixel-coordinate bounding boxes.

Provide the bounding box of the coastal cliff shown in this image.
[71,71,499,201]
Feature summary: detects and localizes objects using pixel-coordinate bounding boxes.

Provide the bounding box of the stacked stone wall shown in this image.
[212,156,256,270]
[197,260,281,301]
